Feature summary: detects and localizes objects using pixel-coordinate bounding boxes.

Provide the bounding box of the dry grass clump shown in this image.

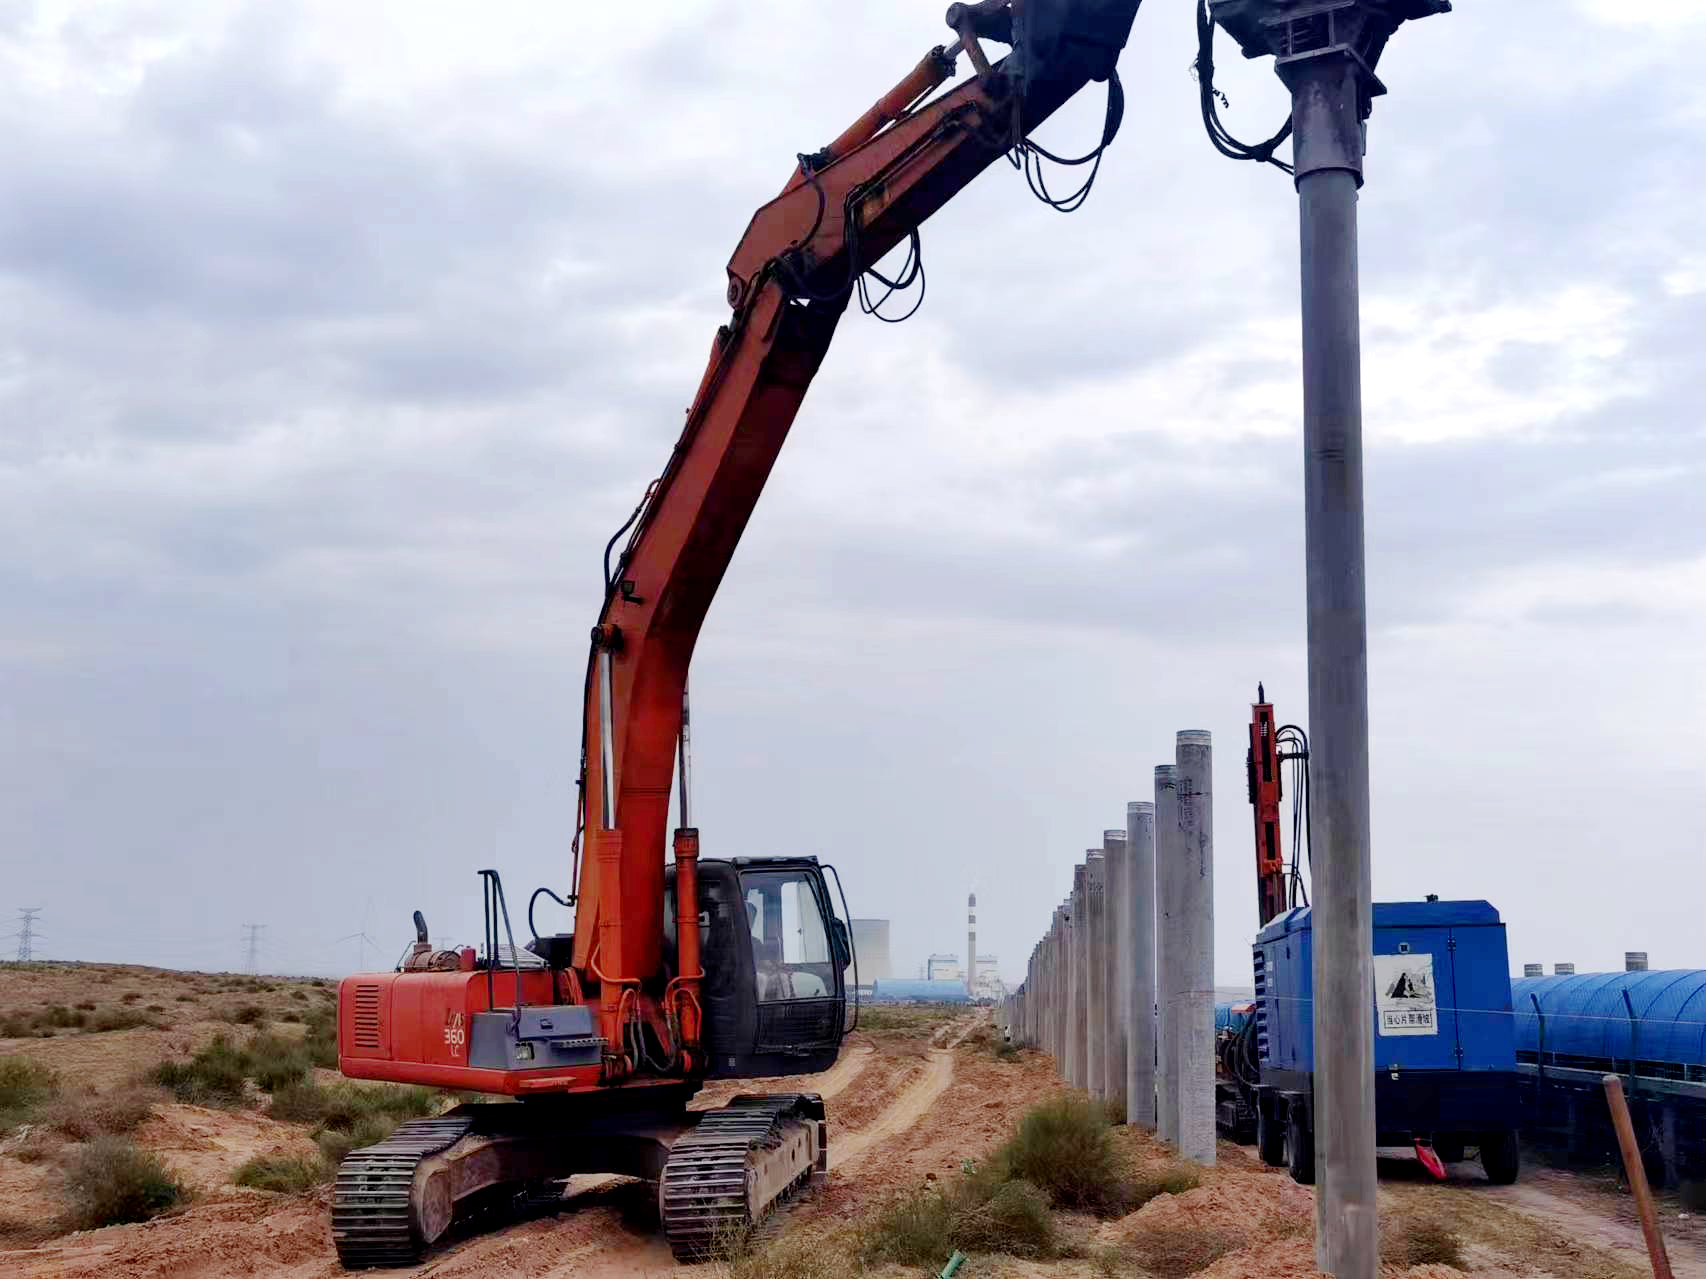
[0,1057,59,1131]
[860,1177,1057,1266]
[983,1094,1138,1215]
[721,1225,859,1279]
[1116,1223,1251,1277]
[1379,1210,1464,1270]
[149,1035,251,1105]
[233,1153,328,1193]
[62,1136,186,1228]
[0,1002,164,1037]
[45,1084,158,1139]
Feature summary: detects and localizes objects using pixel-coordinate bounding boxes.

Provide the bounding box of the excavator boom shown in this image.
[332,4,1145,1265]
[574,0,1141,1045]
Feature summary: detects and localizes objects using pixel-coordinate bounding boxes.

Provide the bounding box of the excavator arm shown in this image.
[572,1,1143,1049]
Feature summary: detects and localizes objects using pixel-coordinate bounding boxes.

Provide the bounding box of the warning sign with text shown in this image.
[1374,953,1438,1037]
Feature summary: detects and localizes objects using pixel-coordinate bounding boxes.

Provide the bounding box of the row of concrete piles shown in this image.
[1000,731,1216,1165]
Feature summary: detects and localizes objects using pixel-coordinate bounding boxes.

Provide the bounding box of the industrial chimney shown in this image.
[1522,964,1543,977]
[1626,952,1648,972]
[1554,963,1575,976]
[966,893,977,998]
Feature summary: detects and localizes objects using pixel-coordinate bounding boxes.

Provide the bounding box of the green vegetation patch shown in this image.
[0,1057,60,1132]
[62,1137,186,1229]
[233,1154,328,1193]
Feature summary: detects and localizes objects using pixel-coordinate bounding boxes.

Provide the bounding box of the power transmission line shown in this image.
[13,908,43,963]
[242,923,265,975]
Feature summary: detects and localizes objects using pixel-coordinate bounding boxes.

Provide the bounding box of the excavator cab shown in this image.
[666,856,853,1080]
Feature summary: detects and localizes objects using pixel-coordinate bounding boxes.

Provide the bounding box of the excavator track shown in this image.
[660,1094,825,1261]
[331,1113,477,1268]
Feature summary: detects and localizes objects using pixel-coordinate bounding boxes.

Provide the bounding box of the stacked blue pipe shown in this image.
[1512,970,1706,1073]
[1214,1000,1253,1034]
[870,978,971,1004]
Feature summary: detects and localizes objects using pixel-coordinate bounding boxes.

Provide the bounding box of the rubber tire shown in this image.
[1432,1135,1466,1164]
[1286,1103,1316,1186]
[1257,1101,1287,1168]
[1480,1130,1520,1185]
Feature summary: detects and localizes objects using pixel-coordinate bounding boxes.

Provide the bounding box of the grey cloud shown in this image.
[1,0,1702,985]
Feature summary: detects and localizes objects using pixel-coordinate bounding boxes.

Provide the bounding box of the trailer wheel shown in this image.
[1479,1130,1519,1185]
[1257,1100,1286,1167]
[1286,1103,1315,1186]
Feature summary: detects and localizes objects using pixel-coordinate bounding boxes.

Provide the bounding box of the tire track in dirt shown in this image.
[809,1043,873,1101]
[832,1047,955,1170]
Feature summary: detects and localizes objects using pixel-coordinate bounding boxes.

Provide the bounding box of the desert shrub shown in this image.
[860,1183,955,1265]
[994,1039,1018,1060]
[1380,1212,1465,1269]
[279,1011,303,1023]
[120,993,141,1005]
[146,1004,166,1013]
[315,1114,398,1166]
[269,1080,333,1123]
[1119,1224,1246,1278]
[74,1001,97,1012]
[175,994,195,1003]
[233,1154,327,1193]
[149,1035,250,1105]
[316,1082,437,1130]
[302,1007,338,1068]
[48,1086,157,1139]
[246,1032,311,1092]
[950,1179,1055,1257]
[41,1005,85,1029]
[728,1228,857,1279]
[0,1057,59,1130]
[90,1008,155,1032]
[985,1095,1130,1215]
[290,990,309,1003]
[302,1082,438,1163]
[62,1137,185,1228]
[861,1175,1055,1265]
[225,1004,267,1026]
[0,1012,32,1037]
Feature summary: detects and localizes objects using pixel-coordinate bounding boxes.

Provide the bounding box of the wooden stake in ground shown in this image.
[1602,1073,1672,1279]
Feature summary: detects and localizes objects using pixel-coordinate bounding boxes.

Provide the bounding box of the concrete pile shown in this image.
[1001,731,1215,1164]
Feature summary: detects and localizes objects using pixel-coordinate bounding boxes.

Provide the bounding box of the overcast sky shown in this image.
[2,1,1702,989]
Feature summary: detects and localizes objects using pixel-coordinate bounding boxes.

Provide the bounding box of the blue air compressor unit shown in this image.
[1235,898,1521,1185]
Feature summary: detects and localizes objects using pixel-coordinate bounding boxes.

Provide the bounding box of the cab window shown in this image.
[741,869,835,1002]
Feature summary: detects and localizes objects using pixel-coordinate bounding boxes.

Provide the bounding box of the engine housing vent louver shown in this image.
[352,984,382,1049]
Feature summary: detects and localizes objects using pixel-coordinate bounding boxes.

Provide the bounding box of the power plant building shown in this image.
[850,919,892,983]
[927,954,962,983]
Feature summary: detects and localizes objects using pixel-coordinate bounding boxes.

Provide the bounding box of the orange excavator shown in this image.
[331,1,1143,1266]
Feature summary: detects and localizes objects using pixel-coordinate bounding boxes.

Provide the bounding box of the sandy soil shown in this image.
[6,986,1700,1279]
[1487,1164,1706,1275]
[0,1010,982,1279]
